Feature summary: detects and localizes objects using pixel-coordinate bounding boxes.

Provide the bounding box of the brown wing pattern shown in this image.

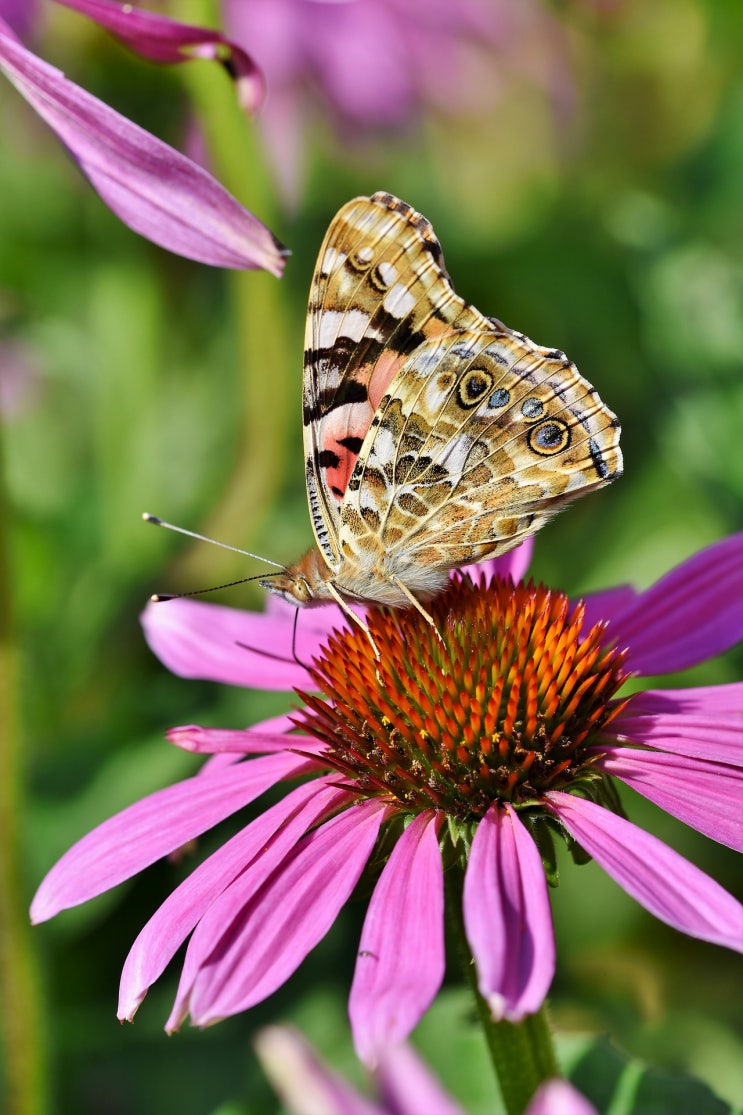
[302,192,482,567]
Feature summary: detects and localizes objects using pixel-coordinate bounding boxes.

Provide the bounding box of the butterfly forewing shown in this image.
[302,192,480,567]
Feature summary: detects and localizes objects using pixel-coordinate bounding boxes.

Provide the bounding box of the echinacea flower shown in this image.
[32,535,743,1066]
[255,1025,598,1115]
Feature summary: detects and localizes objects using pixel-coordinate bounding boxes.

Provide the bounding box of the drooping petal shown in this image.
[170,800,387,1029]
[349,812,445,1068]
[166,713,328,757]
[55,0,265,112]
[608,533,743,676]
[463,804,555,1022]
[119,779,349,1020]
[595,747,743,852]
[546,791,743,952]
[30,750,312,922]
[526,1080,598,1115]
[141,597,324,690]
[255,1026,383,1115]
[0,20,287,272]
[377,1041,464,1115]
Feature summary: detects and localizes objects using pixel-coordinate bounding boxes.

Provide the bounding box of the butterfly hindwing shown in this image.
[337,321,621,579]
[302,192,482,568]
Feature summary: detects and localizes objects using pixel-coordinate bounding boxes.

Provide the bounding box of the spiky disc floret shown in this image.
[296,574,629,820]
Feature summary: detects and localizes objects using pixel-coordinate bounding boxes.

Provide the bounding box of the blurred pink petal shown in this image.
[526,1080,598,1115]
[610,533,743,675]
[578,583,638,629]
[463,804,555,1022]
[547,791,743,952]
[596,747,743,852]
[31,750,311,922]
[0,19,287,272]
[377,1041,464,1115]
[119,779,348,1020]
[171,799,387,1029]
[349,812,444,1067]
[56,0,265,112]
[256,1026,383,1115]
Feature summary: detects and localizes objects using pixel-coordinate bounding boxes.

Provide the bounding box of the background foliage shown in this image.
[2,0,743,1111]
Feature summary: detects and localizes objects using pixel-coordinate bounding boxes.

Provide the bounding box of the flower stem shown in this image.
[445,864,559,1114]
[0,425,48,1115]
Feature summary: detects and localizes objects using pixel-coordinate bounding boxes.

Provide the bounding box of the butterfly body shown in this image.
[264,192,622,615]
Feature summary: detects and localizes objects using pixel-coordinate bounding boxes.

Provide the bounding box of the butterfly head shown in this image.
[260,547,332,608]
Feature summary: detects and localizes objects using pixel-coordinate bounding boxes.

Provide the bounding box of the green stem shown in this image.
[0,424,48,1115]
[445,864,559,1115]
[174,0,296,587]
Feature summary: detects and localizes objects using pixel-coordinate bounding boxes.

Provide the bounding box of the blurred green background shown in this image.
[2,0,743,1112]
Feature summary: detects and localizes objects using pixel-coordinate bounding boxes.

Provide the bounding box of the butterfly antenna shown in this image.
[150,571,285,603]
[142,513,285,569]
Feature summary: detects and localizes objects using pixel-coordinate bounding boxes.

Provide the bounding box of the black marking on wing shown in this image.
[339,435,364,454]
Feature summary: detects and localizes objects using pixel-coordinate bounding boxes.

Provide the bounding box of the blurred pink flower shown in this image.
[32,535,743,1065]
[221,0,568,202]
[0,7,286,271]
[256,1025,598,1115]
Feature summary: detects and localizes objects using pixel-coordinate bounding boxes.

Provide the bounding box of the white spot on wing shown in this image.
[321,248,346,276]
[383,283,416,319]
[377,262,398,287]
[318,309,370,348]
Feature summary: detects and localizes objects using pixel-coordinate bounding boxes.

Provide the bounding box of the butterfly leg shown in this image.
[324,580,381,660]
[388,575,445,644]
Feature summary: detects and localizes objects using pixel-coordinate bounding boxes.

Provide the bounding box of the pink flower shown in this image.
[0,6,286,272]
[32,535,743,1066]
[221,0,569,202]
[255,1025,598,1115]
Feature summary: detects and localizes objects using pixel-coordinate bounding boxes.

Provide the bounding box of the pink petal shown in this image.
[119,779,349,1020]
[141,597,326,690]
[56,0,265,112]
[577,584,638,630]
[595,747,743,852]
[377,1042,464,1115]
[349,812,444,1068]
[463,804,555,1022]
[166,714,327,757]
[0,21,286,272]
[608,533,743,675]
[526,1080,598,1115]
[30,750,312,922]
[462,536,534,585]
[170,800,387,1029]
[610,683,743,767]
[255,1026,383,1115]
[546,791,743,952]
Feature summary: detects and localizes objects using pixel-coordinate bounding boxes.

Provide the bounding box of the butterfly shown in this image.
[263,192,622,630]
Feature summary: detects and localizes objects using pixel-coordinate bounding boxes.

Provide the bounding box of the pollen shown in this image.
[296,574,629,819]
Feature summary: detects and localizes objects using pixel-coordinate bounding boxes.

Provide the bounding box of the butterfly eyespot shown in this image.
[521,397,544,419]
[437,371,456,390]
[528,418,571,456]
[457,368,494,409]
[349,246,374,271]
[488,387,510,409]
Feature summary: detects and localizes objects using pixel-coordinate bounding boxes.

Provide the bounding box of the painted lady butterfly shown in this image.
[264,192,622,627]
